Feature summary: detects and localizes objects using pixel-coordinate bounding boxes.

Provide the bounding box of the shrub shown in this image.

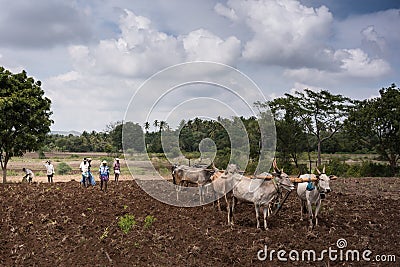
[346,165,361,177]
[326,158,349,176]
[118,214,137,234]
[37,150,46,159]
[292,164,308,175]
[167,147,181,158]
[57,162,72,175]
[359,161,392,177]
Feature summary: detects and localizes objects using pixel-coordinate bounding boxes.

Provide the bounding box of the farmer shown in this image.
[99,160,110,192]
[22,168,34,183]
[86,158,96,186]
[79,158,90,186]
[113,158,121,183]
[44,160,55,183]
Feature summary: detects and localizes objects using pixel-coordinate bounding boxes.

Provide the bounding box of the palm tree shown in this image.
[153,120,159,132]
[144,121,150,133]
[159,121,166,132]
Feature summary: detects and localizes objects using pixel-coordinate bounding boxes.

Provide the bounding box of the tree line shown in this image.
[39,84,400,176]
[1,67,399,182]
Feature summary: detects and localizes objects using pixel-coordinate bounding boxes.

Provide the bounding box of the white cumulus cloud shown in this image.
[182,28,241,64]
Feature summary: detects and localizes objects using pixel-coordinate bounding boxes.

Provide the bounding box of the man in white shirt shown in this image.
[44,160,55,183]
[79,158,89,186]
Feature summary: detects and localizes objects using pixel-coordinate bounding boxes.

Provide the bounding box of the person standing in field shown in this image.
[99,160,110,192]
[113,158,121,184]
[86,158,96,186]
[22,168,34,183]
[44,160,55,183]
[79,158,90,186]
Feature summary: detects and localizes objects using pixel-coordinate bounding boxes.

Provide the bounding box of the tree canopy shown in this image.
[346,84,400,175]
[0,67,53,182]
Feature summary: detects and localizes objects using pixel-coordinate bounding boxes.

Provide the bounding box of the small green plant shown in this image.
[118,214,137,234]
[123,205,128,210]
[57,162,72,175]
[143,215,157,229]
[99,227,109,240]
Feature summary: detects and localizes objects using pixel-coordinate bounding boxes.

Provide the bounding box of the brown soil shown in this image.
[1,177,399,266]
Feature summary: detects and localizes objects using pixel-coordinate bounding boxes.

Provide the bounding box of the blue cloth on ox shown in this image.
[306,181,315,191]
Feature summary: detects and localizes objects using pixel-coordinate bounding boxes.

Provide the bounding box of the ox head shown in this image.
[315,166,336,199]
[171,164,180,185]
[272,160,295,191]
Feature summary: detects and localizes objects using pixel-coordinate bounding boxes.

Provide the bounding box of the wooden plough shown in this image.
[251,174,319,183]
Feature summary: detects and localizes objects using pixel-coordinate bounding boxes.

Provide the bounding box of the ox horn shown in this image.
[329,175,338,180]
[322,165,326,174]
[315,167,321,175]
[211,162,216,170]
[273,159,280,173]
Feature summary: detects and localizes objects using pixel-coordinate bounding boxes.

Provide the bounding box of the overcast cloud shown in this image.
[0,0,399,131]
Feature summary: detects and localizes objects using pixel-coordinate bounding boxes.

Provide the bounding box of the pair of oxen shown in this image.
[172,161,336,230]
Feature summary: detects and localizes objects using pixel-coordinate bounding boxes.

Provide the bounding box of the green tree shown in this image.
[346,84,400,175]
[0,67,53,182]
[108,122,123,152]
[122,121,145,152]
[261,97,308,168]
[287,89,351,166]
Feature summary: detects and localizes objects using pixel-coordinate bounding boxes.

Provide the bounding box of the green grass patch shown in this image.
[143,215,157,229]
[118,214,137,234]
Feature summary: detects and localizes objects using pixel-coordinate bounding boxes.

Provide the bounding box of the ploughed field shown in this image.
[0,177,399,266]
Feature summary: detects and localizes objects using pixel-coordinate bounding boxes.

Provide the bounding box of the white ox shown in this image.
[231,161,295,230]
[297,166,336,229]
[171,164,215,204]
[210,164,239,225]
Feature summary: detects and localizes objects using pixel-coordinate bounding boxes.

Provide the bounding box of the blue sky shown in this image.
[0,0,399,131]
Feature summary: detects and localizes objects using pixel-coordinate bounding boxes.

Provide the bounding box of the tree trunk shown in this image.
[317,139,322,167]
[389,157,397,176]
[2,167,6,183]
[1,154,8,183]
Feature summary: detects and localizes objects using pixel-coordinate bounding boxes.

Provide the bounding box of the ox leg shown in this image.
[175,185,181,201]
[263,207,268,230]
[230,196,235,225]
[199,185,204,205]
[225,194,230,225]
[307,201,314,229]
[255,204,260,229]
[300,200,306,221]
[314,200,322,227]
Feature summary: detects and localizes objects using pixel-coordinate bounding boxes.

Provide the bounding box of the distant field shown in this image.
[4,151,387,182]
[5,152,172,183]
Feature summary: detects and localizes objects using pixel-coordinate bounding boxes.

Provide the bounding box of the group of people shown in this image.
[22,160,55,183]
[22,158,121,190]
[79,157,121,192]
